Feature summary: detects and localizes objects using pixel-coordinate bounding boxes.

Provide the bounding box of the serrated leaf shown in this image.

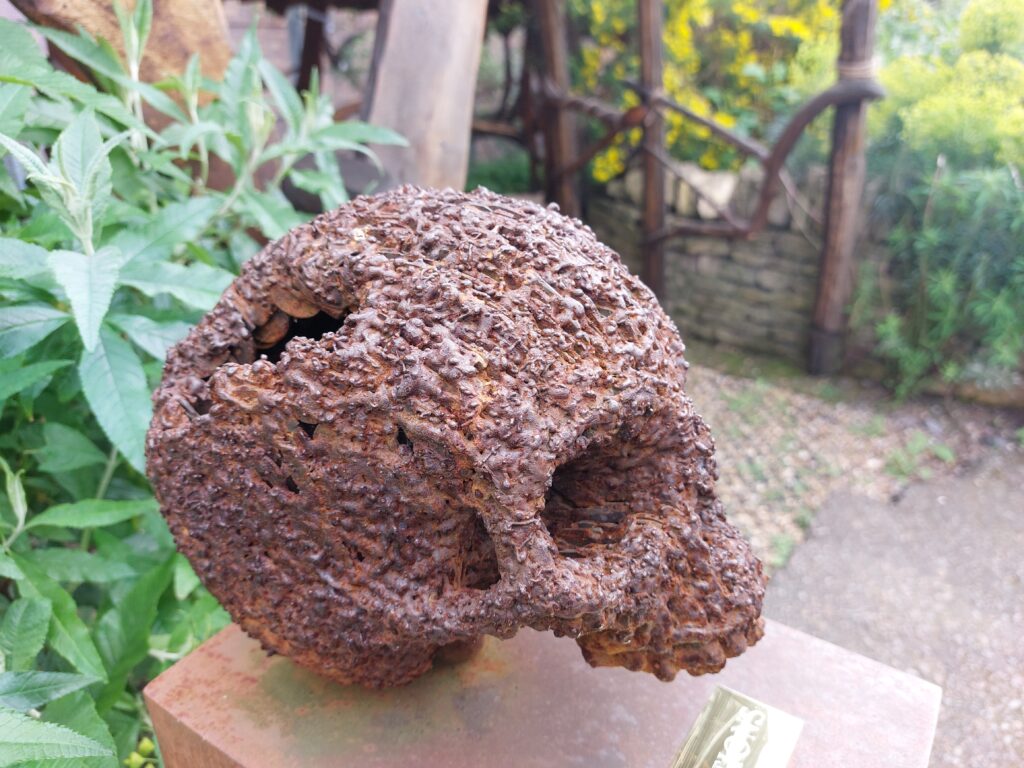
[0,305,69,359]
[0,706,112,766]
[0,360,71,402]
[0,132,49,179]
[39,690,118,768]
[0,21,45,67]
[78,328,151,473]
[107,314,191,361]
[119,259,233,311]
[107,197,220,263]
[52,110,102,197]
[19,549,135,584]
[34,27,125,82]
[10,555,107,681]
[0,239,51,281]
[48,247,124,352]
[35,422,107,474]
[0,599,51,672]
[27,498,156,531]
[0,671,96,711]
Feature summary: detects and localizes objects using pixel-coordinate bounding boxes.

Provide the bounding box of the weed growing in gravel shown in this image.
[886,431,957,480]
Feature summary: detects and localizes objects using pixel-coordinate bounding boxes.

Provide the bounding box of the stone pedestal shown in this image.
[145,619,940,767]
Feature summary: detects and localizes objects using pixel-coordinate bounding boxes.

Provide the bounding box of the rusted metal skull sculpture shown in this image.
[147,186,766,688]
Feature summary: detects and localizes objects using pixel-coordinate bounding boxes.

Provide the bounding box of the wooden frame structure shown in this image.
[521,0,882,372]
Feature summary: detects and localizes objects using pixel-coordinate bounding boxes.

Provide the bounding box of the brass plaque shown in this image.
[671,686,803,768]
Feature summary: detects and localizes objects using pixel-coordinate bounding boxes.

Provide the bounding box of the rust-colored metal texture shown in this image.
[146,186,766,688]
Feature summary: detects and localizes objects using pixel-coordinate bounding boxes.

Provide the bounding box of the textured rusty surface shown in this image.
[146,186,766,688]
[145,621,942,768]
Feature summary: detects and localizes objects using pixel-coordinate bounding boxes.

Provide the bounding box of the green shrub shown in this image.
[959,0,1024,56]
[466,149,532,194]
[900,51,1024,167]
[867,167,1024,397]
[0,3,404,763]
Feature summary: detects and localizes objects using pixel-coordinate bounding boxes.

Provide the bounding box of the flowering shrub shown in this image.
[569,0,841,180]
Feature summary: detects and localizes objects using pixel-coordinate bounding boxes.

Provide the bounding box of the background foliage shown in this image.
[566,0,1022,396]
[0,3,403,765]
[862,0,1024,395]
[569,0,841,179]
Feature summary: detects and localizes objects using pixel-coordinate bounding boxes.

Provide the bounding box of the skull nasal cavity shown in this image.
[541,440,636,558]
[255,309,350,364]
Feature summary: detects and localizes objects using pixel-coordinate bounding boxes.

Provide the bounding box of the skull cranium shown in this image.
[147,186,766,688]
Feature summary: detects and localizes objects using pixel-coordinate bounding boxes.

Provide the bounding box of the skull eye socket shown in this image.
[254,308,351,363]
[541,435,638,558]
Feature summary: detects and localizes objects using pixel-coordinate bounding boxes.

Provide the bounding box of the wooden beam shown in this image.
[637,0,665,297]
[296,3,326,94]
[362,0,488,189]
[533,0,580,218]
[809,0,878,374]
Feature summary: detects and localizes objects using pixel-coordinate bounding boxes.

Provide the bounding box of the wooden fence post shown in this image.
[808,0,878,374]
[637,0,665,298]
[534,0,581,218]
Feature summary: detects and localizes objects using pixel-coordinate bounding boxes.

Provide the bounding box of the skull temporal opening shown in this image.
[146,186,766,688]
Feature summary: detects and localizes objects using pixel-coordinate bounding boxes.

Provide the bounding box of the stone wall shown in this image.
[588,176,824,363]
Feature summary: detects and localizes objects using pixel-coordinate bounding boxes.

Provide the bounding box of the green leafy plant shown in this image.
[864,167,1024,398]
[0,3,405,763]
[859,0,1024,398]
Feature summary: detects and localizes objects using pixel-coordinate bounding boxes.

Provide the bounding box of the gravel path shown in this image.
[765,452,1024,767]
[685,362,1022,568]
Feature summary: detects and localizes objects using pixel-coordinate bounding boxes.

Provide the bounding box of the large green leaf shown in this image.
[0,671,96,712]
[35,423,107,474]
[107,197,220,263]
[78,327,151,474]
[119,259,233,311]
[34,27,125,82]
[239,189,305,240]
[18,549,135,584]
[10,555,107,682]
[107,313,191,361]
[0,554,23,582]
[0,239,51,281]
[0,21,45,69]
[0,707,112,767]
[0,305,69,359]
[48,247,124,352]
[0,359,71,402]
[0,599,52,672]
[38,691,119,768]
[26,498,156,531]
[94,557,173,712]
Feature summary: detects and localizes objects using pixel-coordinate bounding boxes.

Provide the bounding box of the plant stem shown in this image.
[95,446,119,501]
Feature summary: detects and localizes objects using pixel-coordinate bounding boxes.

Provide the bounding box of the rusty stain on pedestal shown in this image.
[144,619,940,768]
